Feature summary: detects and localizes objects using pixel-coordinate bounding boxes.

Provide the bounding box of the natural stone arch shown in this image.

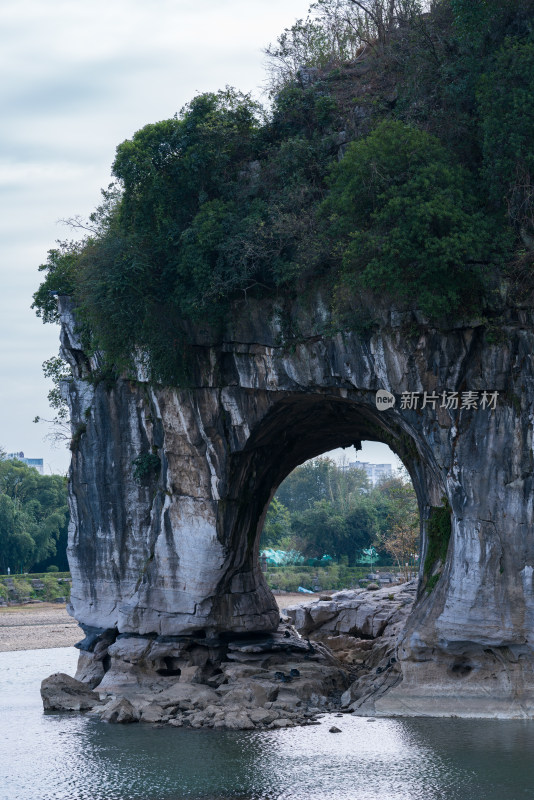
[212,391,446,631]
[58,297,534,716]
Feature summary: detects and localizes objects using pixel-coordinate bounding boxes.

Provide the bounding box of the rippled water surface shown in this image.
[1,648,534,800]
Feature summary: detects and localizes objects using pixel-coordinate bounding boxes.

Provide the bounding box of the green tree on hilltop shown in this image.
[32,0,534,388]
[324,120,504,318]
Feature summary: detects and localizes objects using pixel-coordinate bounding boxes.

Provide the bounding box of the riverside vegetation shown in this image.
[261,456,419,591]
[0,573,71,606]
[0,451,68,575]
[33,0,534,388]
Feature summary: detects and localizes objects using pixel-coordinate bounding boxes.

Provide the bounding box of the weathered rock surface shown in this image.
[99,697,138,724]
[41,673,101,711]
[54,294,534,718]
[284,583,416,714]
[41,588,416,728]
[42,622,349,729]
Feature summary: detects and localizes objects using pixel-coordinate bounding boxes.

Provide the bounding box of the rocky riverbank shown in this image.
[41,583,414,729]
[284,581,416,714]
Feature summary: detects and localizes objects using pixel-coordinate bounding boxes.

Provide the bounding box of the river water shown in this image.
[1,648,534,800]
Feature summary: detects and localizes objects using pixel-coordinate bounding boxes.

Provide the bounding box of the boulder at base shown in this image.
[41,672,102,711]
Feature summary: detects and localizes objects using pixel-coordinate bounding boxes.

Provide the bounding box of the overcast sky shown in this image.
[0,0,400,475]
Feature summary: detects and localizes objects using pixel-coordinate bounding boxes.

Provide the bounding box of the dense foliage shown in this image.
[324,120,499,317]
[260,457,419,567]
[0,454,69,574]
[33,0,534,384]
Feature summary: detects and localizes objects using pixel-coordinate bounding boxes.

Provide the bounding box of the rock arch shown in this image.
[59,298,534,716]
[213,392,444,632]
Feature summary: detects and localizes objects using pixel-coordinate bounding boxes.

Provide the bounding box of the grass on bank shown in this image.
[0,573,71,604]
[264,563,408,592]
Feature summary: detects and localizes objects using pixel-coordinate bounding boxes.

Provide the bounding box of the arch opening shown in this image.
[259,441,419,595]
[218,393,448,621]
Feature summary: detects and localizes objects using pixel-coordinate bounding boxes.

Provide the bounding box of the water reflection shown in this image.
[1,649,534,800]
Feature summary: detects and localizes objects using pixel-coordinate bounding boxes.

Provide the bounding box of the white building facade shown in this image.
[6,452,44,474]
[349,461,392,486]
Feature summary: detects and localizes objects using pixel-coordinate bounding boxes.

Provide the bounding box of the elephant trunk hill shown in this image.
[46,294,534,723]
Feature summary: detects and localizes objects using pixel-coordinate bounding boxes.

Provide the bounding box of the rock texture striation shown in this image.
[55,295,534,718]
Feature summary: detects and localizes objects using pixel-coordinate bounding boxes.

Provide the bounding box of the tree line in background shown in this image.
[0,451,69,574]
[261,457,419,574]
[0,446,418,579]
[33,0,534,391]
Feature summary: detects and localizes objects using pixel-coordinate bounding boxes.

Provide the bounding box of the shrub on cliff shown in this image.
[478,34,534,234]
[323,120,505,317]
[33,85,337,382]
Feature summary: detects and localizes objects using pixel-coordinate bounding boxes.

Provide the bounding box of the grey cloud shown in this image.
[1,53,172,115]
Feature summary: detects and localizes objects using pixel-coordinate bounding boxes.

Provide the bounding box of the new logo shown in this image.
[375,390,395,411]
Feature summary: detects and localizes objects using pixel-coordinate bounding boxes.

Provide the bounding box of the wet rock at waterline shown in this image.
[41,673,101,711]
[41,623,349,729]
[40,586,416,729]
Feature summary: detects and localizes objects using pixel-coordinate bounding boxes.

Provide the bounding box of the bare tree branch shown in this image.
[57,215,100,236]
[346,0,381,28]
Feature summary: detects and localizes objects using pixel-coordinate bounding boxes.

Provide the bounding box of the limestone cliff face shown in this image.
[59,296,534,716]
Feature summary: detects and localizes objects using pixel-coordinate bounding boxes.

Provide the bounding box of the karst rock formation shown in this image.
[57,295,534,718]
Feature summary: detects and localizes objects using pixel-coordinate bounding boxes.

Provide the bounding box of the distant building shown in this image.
[348,461,393,486]
[6,451,44,474]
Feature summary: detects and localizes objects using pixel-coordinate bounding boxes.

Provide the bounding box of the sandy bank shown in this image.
[0,594,318,652]
[0,604,80,652]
